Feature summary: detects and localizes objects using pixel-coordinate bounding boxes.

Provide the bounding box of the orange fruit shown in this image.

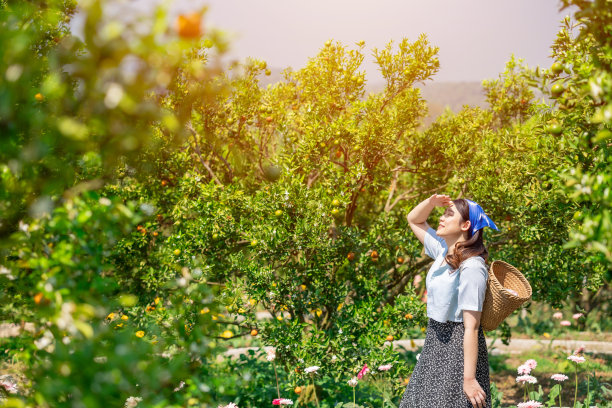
[294,386,302,394]
[386,335,394,341]
[347,252,355,261]
[250,329,258,336]
[397,256,404,263]
[35,93,44,101]
[176,13,202,39]
[34,292,44,305]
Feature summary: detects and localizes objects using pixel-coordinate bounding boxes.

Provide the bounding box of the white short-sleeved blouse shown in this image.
[423,226,488,323]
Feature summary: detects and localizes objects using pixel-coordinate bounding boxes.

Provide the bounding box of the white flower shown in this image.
[304,366,319,374]
[0,379,18,394]
[0,265,15,280]
[378,364,393,371]
[416,353,420,360]
[298,358,304,364]
[551,374,569,382]
[266,349,276,362]
[567,354,585,363]
[173,381,185,392]
[331,355,338,362]
[34,330,54,350]
[279,399,293,405]
[124,396,143,408]
[338,329,343,334]
[18,220,29,232]
[517,364,531,375]
[516,375,537,384]
[347,377,358,387]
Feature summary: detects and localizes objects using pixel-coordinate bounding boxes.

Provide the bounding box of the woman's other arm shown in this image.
[463,310,486,408]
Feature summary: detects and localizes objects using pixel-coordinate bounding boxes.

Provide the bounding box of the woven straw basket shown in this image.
[480,260,532,331]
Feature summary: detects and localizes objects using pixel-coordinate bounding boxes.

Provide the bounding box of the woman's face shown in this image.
[436,201,470,238]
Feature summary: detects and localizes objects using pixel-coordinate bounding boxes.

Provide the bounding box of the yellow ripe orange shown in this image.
[221,330,233,338]
[153,231,158,237]
[250,329,258,336]
[397,256,404,264]
[161,180,168,187]
[386,335,394,341]
[173,249,181,256]
[176,12,202,39]
[294,386,302,394]
[404,313,413,319]
[34,292,44,305]
[371,250,378,258]
[35,93,44,101]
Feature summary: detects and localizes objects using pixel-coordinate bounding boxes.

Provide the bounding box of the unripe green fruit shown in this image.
[551,83,565,98]
[551,62,564,75]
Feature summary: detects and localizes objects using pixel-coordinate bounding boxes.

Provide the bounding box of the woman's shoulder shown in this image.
[459,256,487,272]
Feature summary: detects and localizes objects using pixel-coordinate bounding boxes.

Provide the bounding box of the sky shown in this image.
[199,0,578,84]
[71,0,579,84]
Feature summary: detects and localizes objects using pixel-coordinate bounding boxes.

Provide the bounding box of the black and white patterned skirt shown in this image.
[399,318,491,408]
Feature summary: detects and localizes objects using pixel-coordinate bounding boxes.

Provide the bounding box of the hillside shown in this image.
[251,66,549,130]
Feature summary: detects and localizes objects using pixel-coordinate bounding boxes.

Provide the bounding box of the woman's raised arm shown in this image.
[406,194,452,245]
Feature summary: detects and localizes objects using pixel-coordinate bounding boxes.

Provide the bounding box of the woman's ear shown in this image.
[462,220,471,232]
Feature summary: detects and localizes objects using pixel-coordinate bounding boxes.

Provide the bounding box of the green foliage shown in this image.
[1,0,611,406]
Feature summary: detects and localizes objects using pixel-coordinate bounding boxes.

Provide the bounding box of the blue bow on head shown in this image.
[465,199,498,237]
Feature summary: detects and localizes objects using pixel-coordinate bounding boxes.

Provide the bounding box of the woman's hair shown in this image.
[444,198,490,271]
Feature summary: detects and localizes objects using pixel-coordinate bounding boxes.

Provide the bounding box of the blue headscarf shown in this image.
[465,199,498,237]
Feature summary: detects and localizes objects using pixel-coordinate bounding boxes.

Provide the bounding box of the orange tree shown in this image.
[0,1,235,406]
[106,36,441,405]
[524,3,612,326]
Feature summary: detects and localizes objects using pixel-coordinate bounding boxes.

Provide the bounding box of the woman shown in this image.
[399,194,498,408]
